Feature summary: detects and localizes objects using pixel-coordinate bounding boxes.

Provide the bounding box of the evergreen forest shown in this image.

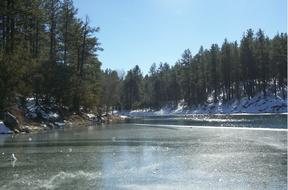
[0,0,287,113]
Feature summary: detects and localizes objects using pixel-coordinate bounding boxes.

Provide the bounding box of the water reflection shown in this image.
[12,159,16,168]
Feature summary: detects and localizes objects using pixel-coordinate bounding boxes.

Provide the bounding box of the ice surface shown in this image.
[0,115,286,190]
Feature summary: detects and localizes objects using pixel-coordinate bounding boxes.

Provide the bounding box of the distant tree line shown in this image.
[0,0,102,112]
[102,29,287,111]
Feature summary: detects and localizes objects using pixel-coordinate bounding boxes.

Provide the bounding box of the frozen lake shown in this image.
[0,114,287,190]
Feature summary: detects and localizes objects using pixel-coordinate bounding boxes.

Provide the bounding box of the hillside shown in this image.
[120,93,287,116]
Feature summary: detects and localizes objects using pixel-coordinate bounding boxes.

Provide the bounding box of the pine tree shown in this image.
[179,49,193,106]
[220,39,232,101]
[231,41,241,99]
[240,29,256,98]
[121,65,143,109]
[209,44,220,102]
[255,29,269,96]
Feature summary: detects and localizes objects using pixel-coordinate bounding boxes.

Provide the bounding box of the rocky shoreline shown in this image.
[0,109,127,134]
[0,96,130,134]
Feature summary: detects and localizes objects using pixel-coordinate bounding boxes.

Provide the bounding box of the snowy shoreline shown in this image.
[118,93,287,117]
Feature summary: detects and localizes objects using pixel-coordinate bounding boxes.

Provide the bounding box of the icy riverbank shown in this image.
[119,93,287,116]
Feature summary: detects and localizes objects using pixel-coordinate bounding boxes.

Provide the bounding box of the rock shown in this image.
[64,120,72,126]
[86,113,96,120]
[3,112,21,131]
[0,122,13,134]
[40,124,48,129]
[14,129,20,134]
[47,123,56,129]
[22,126,31,133]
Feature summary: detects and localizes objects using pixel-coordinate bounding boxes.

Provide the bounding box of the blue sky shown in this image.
[73,0,287,74]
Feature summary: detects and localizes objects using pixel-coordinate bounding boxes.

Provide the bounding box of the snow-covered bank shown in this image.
[26,98,60,122]
[24,98,124,131]
[119,93,287,116]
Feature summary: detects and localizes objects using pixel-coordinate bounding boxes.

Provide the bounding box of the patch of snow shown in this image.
[119,115,128,119]
[26,98,59,121]
[86,113,96,119]
[49,113,59,119]
[54,122,65,128]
